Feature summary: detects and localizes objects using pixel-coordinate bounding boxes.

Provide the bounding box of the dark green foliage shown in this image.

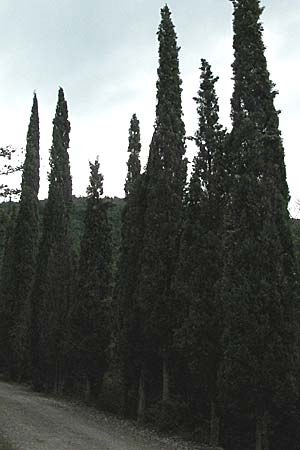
[124,114,141,196]
[174,60,226,445]
[0,95,40,380]
[0,4,299,447]
[69,195,124,276]
[291,218,300,270]
[70,158,112,399]
[115,114,145,416]
[137,4,186,402]
[0,203,16,274]
[143,398,191,432]
[0,205,17,375]
[10,94,40,379]
[220,1,300,447]
[30,88,73,392]
[107,197,125,276]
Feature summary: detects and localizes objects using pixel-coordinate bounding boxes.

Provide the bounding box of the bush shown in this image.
[98,370,124,414]
[144,398,192,432]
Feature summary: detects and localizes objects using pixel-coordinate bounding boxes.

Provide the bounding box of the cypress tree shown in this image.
[30,87,73,392]
[0,94,40,379]
[174,60,226,445]
[11,94,40,379]
[220,1,300,448]
[137,4,186,406]
[0,204,17,375]
[124,114,141,196]
[70,157,112,400]
[115,114,145,416]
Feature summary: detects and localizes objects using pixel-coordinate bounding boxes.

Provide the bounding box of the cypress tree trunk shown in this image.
[137,366,146,420]
[256,417,263,450]
[256,412,269,450]
[262,412,269,450]
[210,400,220,447]
[54,360,63,394]
[85,377,91,402]
[89,372,104,402]
[162,353,170,402]
[54,356,65,394]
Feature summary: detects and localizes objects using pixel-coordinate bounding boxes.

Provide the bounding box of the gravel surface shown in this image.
[0,381,209,450]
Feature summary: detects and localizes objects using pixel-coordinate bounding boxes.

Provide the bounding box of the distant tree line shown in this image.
[0,1,299,449]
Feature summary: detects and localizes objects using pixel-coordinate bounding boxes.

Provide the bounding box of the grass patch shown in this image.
[0,434,14,450]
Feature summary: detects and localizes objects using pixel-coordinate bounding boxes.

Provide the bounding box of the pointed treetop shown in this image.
[53,88,70,133]
[161,4,171,16]
[194,59,222,136]
[125,114,141,196]
[53,87,70,131]
[50,87,71,172]
[87,157,103,200]
[32,91,38,107]
[190,59,225,200]
[21,92,40,196]
[230,0,273,125]
[48,87,72,210]
[194,59,224,149]
[58,86,65,100]
[29,91,38,119]
[128,114,141,156]
[28,91,39,132]
[230,0,288,200]
[155,3,185,154]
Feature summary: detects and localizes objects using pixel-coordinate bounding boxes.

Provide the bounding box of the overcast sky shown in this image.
[1,0,299,212]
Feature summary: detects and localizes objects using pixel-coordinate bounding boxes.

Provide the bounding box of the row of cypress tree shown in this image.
[0,1,299,449]
[0,88,112,398]
[115,2,300,449]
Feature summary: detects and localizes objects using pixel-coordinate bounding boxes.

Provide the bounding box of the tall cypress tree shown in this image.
[0,204,17,375]
[137,5,186,405]
[115,114,145,417]
[174,59,226,445]
[11,93,40,379]
[0,94,40,380]
[30,87,73,392]
[220,1,300,448]
[70,158,112,400]
[124,114,141,196]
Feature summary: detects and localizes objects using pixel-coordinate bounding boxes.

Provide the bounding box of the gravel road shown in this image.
[0,381,204,450]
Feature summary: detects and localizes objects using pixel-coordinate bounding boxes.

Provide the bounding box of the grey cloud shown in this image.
[0,0,298,200]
